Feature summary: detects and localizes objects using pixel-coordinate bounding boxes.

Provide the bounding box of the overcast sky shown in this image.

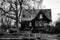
[42,0,60,22]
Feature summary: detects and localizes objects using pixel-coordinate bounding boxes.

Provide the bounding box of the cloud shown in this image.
[42,0,60,22]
